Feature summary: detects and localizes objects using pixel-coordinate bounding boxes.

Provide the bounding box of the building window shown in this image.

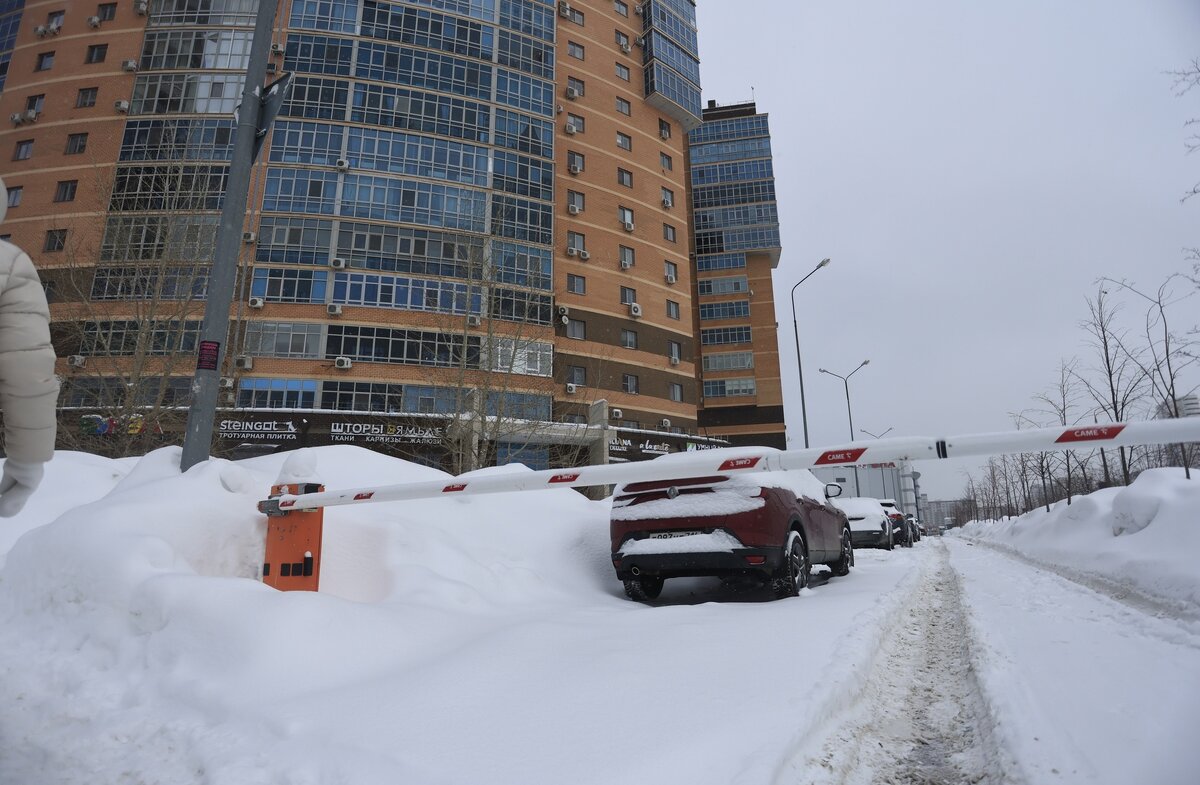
[664,260,678,281]
[619,245,635,268]
[567,365,586,385]
[622,373,639,394]
[667,299,680,320]
[53,180,78,202]
[65,133,88,154]
[567,76,585,96]
[662,187,674,208]
[660,152,673,171]
[668,340,681,362]
[567,41,585,60]
[616,96,631,115]
[566,231,586,252]
[663,223,677,243]
[44,229,67,252]
[659,119,672,139]
[567,150,585,172]
[5,187,21,208]
[566,6,584,24]
[566,318,585,339]
[617,206,634,225]
[47,10,64,27]
[669,382,683,403]
[620,329,638,349]
[36,51,55,71]
[616,62,630,81]
[614,0,629,16]
[25,95,44,113]
[76,87,98,108]
[615,30,630,47]
[13,140,33,161]
[85,44,108,64]
[567,190,584,212]
[616,132,632,151]
[619,286,636,305]
[566,273,586,294]
[97,3,117,21]
[566,113,585,133]
[617,168,633,187]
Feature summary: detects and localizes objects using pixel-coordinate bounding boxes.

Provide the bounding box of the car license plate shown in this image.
[649,530,701,539]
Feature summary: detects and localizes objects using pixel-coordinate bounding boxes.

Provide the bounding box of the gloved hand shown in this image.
[0,460,44,517]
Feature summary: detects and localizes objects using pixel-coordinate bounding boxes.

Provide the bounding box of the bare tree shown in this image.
[1103,275,1198,478]
[48,133,226,457]
[1074,287,1147,484]
[1035,359,1084,504]
[1170,57,1200,203]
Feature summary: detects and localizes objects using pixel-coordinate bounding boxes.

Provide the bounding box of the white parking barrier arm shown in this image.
[257,418,1200,515]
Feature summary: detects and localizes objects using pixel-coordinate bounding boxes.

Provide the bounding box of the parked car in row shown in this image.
[609,449,854,602]
[832,497,894,550]
[879,499,914,548]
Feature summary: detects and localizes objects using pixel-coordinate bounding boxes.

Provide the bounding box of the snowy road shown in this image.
[2,452,1198,784]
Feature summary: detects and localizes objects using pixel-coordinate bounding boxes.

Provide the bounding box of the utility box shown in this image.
[262,483,325,591]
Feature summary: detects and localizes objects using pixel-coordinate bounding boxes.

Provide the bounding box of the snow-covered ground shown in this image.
[0,447,1196,784]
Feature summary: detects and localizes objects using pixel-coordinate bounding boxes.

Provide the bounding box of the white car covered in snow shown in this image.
[832,497,894,550]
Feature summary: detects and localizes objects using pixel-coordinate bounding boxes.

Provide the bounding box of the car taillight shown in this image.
[744,555,766,565]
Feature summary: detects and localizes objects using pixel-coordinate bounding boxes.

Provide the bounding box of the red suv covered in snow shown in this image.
[609,459,853,601]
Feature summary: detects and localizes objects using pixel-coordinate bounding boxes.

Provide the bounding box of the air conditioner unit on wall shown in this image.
[466,314,482,327]
[134,1,148,15]
[23,109,38,121]
[565,383,577,394]
[87,15,101,27]
[9,113,22,124]
[669,356,680,366]
[33,25,47,37]
[114,99,130,112]
[620,43,631,54]
[568,164,582,175]
[122,60,139,72]
[568,204,581,215]
[271,42,285,55]
[665,273,677,284]
[620,259,632,270]
[565,87,580,100]
[629,302,643,318]
[557,305,570,316]
[219,377,235,389]
[329,257,348,269]
[566,247,578,257]
[335,158,349,171]
[234,355,254,370]
[564,124,577,135]
[610,408,623,420]
[334,356,353,370]
[660,419,671,429]
[623,221,635,232]
[327,303,343,316]
[578,250,590,261]
[248,296,265,309]
[558,1,572,17]
[242,231,256,243]
[66,354,86,368]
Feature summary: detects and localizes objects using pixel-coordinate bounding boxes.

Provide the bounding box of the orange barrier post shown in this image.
[262,482,325,592]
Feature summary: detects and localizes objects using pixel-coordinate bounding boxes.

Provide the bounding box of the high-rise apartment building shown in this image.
[688,99,785,448]
[0,0,764,468]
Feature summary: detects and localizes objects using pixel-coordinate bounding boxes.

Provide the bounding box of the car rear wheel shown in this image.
[623,577,664,601]
[831,528,853,577]
[771,533,809,599]
[883,529,894,551]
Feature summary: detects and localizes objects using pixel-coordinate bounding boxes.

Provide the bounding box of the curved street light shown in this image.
[790,257,831,448]
[819,360,870,494]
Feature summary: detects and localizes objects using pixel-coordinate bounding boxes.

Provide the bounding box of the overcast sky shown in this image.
[693,0,1200,498]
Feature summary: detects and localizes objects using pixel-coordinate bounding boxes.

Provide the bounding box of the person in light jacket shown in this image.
[0,176,59,516]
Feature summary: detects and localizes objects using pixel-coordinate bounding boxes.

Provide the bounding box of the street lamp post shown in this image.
[790,258,831,448]
[819,360,869,494]
[861,426,893,498]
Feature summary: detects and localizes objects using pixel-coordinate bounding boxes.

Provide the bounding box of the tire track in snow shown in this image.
[797,542,1014,785]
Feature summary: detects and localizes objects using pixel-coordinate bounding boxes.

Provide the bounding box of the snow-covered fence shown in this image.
[258,419,1200,516]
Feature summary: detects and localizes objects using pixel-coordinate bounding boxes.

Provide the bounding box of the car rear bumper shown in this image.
[850,530,890,549]
[612,546,783,581]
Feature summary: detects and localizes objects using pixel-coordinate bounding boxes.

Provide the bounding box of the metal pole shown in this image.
[180,0,280,472]
[789,258,830,448]
[820,360,868,495]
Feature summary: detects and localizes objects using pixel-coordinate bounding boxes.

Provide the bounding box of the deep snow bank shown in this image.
[950,468,1200,609]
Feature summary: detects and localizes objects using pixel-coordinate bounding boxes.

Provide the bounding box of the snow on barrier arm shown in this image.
[257,418,1200,516]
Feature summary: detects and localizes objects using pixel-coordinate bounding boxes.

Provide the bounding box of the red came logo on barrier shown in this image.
[353,492,375,501]
[814,448,868,465]
[549,473,580,483]
[279,499,295,508]
[718,457,762,471]
[443,483,468,493]
[1055,425,1126,444]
